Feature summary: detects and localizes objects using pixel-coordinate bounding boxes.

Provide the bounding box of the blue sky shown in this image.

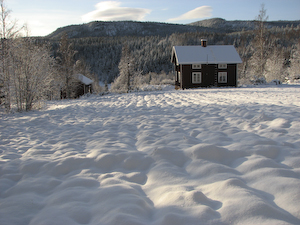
[6,0,300,36]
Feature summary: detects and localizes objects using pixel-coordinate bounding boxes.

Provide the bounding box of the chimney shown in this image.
[201,39,207,47]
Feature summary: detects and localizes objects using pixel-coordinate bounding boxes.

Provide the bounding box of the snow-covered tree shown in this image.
[10,38,56,111]
[263,47,285,83]
[56,33,78,98]
[111,44,134,93]
[288,43,300,83]
[0,0,23,111]
[251,4,269,80]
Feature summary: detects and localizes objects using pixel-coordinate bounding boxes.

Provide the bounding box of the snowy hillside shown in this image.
[46,21,213,39]
[45,19,300,39]
[1,86,300,225]
[189,18,300,31]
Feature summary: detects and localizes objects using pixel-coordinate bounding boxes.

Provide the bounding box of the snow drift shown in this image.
[1,86,300,225]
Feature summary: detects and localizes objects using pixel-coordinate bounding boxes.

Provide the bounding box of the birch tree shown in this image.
[0,0,23,111]
[10,38,56,111]
[252,4,269,79]
[56,33,77,98]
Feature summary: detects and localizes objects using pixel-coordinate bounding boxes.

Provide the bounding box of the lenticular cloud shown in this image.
[168,5,212,22]
[82,1,151,22]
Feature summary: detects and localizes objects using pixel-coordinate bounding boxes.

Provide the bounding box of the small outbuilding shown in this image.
[171,39,242,89]
[75,74,93,97]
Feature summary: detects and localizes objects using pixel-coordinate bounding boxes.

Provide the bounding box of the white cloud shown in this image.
[168,6,212,22]
[82,1,151,22]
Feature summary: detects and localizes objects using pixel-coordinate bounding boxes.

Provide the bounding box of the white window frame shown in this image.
[218,64,227,69]
[192,64,201,69]
[192,72,202,84]
[218,72,227,83]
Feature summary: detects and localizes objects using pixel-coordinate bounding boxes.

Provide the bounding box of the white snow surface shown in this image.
[1,85,300,225]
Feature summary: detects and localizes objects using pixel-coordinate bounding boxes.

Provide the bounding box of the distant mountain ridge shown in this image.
[189,18,300,30]
[46,18,300,40]
[46,21,214,39]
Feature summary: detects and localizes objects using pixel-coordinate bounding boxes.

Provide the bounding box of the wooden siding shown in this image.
[176,64,237,89]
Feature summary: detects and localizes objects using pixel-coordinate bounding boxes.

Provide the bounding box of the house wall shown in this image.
[75,83,93,98]
[218,64,237,87]
[174,64,180,87]
[181,64,214,88]
[179,64,237,89]
[173,57,181,88]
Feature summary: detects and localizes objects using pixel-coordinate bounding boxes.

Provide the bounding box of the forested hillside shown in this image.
[46,21,216,39]
[189,18,300,32]
[47,19,300,39]
[43,18,300,84]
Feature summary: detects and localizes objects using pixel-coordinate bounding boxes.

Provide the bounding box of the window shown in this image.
[218,64,227,69]
[218,72,227,83]
[192,72,201,83]
[192,64,201,69]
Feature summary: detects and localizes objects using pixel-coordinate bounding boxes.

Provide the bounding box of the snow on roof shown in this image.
[172,45,242,64]
[76,74,93,85]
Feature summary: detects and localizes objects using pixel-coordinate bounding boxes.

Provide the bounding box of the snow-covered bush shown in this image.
[110,73,129,93]
[132,73,150,90]
[111,71,174,93]
[285,75,300,84]
[251,76,267,85]
[149,72,174,85]
[268,79,281,85]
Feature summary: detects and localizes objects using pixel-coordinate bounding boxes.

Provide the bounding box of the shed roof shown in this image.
[76,74,93,85]
[172,45,242,65]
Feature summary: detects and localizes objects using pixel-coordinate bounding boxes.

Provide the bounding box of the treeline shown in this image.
[49,23,300,85]
[48,35,174,83]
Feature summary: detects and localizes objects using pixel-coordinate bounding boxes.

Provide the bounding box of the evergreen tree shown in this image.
[111,44,134,93]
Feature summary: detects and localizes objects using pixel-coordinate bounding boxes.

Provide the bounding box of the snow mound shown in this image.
[187,143,245,165]
[1,86,300,225]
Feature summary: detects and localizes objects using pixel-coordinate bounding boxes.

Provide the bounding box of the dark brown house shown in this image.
[171,39,242,89]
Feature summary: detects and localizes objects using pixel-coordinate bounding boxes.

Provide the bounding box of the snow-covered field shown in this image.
[1,85,300,225]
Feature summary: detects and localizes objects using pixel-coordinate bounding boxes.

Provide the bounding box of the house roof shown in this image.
[76,74,93,85]
[172,45,242,65]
